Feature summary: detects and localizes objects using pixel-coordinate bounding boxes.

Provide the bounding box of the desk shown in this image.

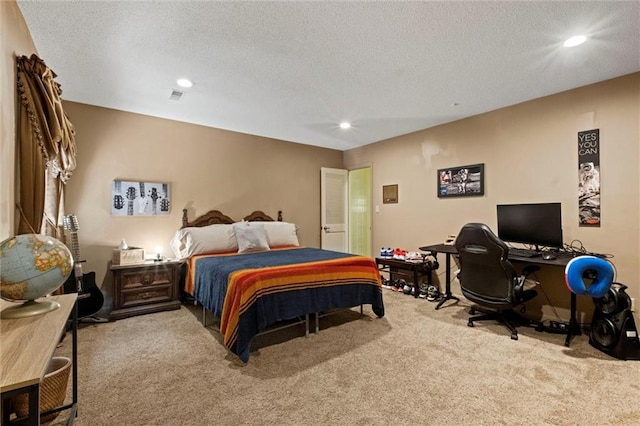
[419,243,581,346]
[1,294,78,425]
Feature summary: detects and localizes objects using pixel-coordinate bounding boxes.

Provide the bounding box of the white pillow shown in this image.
[262,221,299,248]
[169,224,238,259]
[233,222,270,254]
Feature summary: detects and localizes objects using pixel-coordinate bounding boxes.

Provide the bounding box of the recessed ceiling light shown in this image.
[339,122,351,129]
[564,35,587,47]
[176,78,193,88]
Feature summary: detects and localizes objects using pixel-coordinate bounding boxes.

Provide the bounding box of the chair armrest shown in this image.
[514,265,540,293]
[521,265,540,277]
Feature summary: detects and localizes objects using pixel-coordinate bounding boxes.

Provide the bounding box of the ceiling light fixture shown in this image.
[176,78,193,88]
[339,122,351,129]
[563,35,587,47]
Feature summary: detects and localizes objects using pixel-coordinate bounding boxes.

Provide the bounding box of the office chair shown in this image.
[455,223,541,340]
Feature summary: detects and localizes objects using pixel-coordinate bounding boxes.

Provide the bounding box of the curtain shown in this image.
[16,54,76,238]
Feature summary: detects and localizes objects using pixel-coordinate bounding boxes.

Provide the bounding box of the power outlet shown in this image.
[631,297,636,312]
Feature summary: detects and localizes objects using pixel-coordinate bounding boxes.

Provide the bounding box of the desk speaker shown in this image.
[589,283,640,360]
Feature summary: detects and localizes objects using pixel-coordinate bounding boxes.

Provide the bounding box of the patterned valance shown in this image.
[16,54,76,183]
[16,54,76,236]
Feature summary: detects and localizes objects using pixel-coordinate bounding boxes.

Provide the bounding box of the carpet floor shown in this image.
[43,289,640,425]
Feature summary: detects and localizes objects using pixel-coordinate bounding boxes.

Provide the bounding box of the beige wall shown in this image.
[61,102,342,290]
[345,73,640,324]
[0,1,37,240]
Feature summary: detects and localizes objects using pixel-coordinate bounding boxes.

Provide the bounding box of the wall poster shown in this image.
[578,129,600,226]
[111,180,171,216]
[437,163,484,198]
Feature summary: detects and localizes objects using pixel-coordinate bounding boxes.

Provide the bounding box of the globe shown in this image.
[0,234,73,318]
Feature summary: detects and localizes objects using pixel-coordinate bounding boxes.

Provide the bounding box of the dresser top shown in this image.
[1,294,76,392]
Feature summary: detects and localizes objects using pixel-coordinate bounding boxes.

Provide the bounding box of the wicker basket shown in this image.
[12,356,71,423]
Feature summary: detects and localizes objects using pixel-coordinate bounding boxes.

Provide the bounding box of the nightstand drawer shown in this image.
[120,284,173,308]
[119,268,173,289]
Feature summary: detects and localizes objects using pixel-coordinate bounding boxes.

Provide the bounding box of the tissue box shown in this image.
[112,247,145,266]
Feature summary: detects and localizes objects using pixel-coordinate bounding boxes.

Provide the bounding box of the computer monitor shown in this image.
[496,203,563,250]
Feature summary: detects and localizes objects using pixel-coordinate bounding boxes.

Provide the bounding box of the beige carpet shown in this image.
[46,290,639,425]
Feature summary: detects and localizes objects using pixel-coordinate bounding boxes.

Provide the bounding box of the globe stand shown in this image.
[0,299,61,319]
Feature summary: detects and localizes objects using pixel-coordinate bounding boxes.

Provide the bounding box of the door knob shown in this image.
[322,226,330,231]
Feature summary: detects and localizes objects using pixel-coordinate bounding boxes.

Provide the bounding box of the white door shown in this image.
[320,167,348,252]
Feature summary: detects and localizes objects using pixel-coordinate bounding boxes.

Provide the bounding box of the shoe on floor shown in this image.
[381,276,393,289]
[419,282,429,298]
[427,285,440,301]
[393,279,406,292]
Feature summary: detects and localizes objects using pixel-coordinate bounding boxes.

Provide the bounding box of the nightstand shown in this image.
[110,260,182,320]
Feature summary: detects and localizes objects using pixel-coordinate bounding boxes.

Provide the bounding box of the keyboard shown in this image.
[508,248,540,258]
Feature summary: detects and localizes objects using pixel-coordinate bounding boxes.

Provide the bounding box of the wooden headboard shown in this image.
[181,209,234,228]
[181,209,283,228]
[243,210,283,222]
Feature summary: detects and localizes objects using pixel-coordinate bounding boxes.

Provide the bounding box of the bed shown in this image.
[173,209,384,362]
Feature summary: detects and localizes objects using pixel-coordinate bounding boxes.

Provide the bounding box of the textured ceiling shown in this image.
[17,1,640,151]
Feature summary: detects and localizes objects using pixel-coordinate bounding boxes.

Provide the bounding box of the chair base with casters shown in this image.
[467,302,544,340]
[464,274,543,340]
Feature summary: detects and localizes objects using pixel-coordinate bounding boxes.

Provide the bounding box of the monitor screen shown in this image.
[496,203,563,249]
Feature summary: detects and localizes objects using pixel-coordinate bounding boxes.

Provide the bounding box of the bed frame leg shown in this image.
[360,304,363,317]
[202,305,207,327]
[305,314,309,337]
[315,312,319,333]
